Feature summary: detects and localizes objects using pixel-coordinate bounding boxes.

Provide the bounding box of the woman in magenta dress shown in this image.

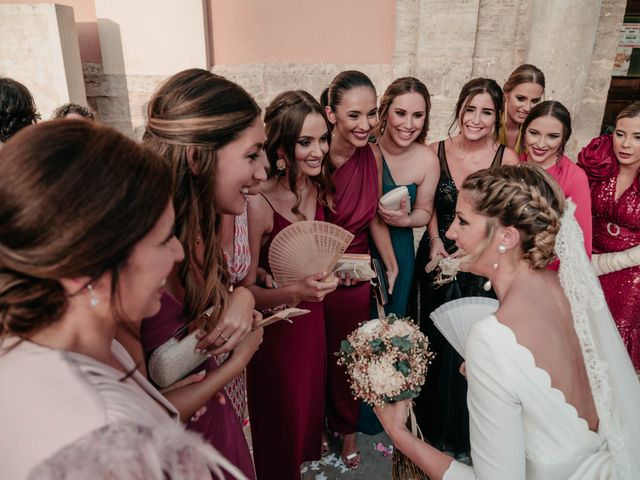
[140,69,269,479]
[321,70,398,468]
[578,102,640,371]
[244,91,339,479]
[520,100,592,257]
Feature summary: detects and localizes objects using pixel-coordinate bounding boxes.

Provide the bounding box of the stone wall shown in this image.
[0,3,86,119]
[3,1,627,157]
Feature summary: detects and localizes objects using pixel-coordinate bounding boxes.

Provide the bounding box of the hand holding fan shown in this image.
[268,220,354,286]
[429,297,499,358]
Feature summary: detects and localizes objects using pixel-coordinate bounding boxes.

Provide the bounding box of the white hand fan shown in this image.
[269,220,354,286]
[380,186,411,213]
[430,297,499,358]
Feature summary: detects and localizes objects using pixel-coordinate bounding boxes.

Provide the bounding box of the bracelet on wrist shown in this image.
[428,236,442,243]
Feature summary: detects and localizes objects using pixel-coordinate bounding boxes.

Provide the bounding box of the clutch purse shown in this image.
[379,186,411,214]
[371,257,392,306]
[147,328,207,389]
[147,306,215,389]
[333,253,376,281]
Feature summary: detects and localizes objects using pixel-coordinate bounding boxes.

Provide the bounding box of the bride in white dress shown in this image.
[375,164,640,479]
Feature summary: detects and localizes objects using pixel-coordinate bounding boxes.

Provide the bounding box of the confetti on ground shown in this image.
[373,441,394,457]
[314,473,328,480]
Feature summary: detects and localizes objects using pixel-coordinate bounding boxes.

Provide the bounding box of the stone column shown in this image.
[525,0,603,156]
[413,0,481,141]
[0,4,86,119]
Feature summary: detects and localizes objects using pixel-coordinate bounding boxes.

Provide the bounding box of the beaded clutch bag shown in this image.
[148,328,208,389]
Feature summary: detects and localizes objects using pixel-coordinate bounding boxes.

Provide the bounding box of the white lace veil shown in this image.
[556,200,640,479]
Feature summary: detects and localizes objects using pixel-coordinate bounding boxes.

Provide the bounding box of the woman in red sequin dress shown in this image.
[578,102,640,371]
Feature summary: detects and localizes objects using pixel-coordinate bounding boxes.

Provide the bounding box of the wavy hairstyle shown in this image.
[448,78,503,141]
[264,90,335,218]
[375,77,431,144]
[144,68,261,327]
[462,164,565,269]
[0,120,171,339]
[0,77,40,142]
[499,64,546,152]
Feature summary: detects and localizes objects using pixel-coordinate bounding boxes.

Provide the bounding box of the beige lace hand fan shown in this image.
[269,220,354,286]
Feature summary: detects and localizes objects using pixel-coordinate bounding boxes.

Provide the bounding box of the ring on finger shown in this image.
[219,332,230,342]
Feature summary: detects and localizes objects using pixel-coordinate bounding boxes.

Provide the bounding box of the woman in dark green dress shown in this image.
[373,77,439,317]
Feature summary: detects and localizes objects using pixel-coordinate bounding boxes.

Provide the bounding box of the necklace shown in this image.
[278,179,308,193]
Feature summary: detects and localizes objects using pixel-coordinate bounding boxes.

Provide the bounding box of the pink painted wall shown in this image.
[208,0,396,64]
[1,0,100,63]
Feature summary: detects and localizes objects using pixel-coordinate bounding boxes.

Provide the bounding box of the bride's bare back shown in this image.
[497,269,599,432]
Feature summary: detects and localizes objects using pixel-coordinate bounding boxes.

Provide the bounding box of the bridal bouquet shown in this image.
[336,315,433,407]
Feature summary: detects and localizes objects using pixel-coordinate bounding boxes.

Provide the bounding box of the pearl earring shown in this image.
[484,244,507,291]
[87,284,99,308]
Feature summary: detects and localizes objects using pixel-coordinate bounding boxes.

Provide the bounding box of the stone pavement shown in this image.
[301,432,393,480]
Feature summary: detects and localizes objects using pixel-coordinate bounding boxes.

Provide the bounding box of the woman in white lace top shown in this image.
[375,164,640,479]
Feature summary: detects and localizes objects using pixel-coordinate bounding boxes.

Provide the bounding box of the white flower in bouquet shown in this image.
[357,318,381,337]
[368,359,405,397]
[336,314,434,407]
[387,320,415,338]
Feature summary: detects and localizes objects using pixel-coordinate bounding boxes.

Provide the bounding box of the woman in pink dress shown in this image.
[140,69,268,479]
[244,90,339,480]
[520,100,592,257]
[578,102,640,371]
[498,64,545,153]
[320,70,398,469]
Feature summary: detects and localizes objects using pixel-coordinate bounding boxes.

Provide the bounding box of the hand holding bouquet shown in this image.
[337,314,434,479]
[336,314,433,407]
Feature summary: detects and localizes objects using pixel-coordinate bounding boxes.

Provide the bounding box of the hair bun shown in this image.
[0,270,67,336]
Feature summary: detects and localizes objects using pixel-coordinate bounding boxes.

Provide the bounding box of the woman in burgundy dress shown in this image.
[578,102,640,371]
[140,69,268,479]
[321,70,398,469]
[244,90,339,479]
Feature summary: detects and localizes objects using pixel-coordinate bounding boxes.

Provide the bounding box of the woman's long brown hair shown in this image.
[144,68,261,327]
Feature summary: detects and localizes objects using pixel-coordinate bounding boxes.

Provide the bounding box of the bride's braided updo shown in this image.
[462,164,566,269]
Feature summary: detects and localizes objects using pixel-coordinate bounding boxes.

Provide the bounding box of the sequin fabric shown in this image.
[591,175,640,369]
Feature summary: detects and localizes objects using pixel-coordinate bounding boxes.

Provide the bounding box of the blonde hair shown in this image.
[144,69,261,327]
[498,64,546,153]
[462,164,565,269]
[616,101,640,124]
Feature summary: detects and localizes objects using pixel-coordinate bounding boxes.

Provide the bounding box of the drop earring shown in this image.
[276,157,286,176]
[87,284,99,308]
[484,244,507,291]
